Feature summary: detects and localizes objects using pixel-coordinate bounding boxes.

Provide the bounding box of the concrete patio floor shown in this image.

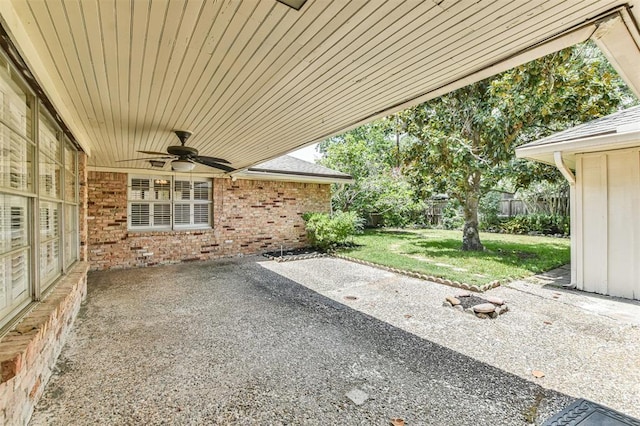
[30,257,639,425]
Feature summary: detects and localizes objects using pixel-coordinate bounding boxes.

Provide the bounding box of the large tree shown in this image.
[401,42,635,251]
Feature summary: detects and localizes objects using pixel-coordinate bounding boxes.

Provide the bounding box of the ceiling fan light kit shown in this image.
[171,159,195,172]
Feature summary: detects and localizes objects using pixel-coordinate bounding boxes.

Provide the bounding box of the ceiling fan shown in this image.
[117,130,235,172]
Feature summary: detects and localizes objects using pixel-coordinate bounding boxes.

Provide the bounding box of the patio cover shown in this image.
[0,1,639,173]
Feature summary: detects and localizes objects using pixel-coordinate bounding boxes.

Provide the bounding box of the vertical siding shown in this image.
[606,150,640,299]
[578,154,608,295]
[577,148,640,300]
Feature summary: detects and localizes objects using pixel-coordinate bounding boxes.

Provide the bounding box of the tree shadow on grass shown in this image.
[407,238,568,271]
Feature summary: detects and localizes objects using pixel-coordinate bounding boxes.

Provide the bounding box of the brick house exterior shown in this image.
[87,171,332,270]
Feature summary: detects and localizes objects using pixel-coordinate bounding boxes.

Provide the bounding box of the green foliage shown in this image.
[316,42,636,239]
[302,211,364,250]
[481,214,570,236]
[400,41,636,248]
[478,191,502,227]
[440,201,463,230]
[318,120,425,226]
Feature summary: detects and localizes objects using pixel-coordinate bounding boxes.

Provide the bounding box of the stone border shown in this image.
[331,254,502,292]
[263,251,327,263]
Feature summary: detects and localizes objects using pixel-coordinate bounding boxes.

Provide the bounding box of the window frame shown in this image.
[0,48,81,332]
[127,175,213,231]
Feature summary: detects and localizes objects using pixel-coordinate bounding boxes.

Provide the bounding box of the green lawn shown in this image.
[338,228,570,286]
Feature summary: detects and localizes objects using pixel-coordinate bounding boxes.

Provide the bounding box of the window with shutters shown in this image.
[0,42,80,331]
[174,179,212,229]
[0,54,33,329]
[128,176,212,230]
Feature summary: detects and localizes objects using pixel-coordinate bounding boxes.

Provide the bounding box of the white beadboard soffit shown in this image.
[2,0,637,173]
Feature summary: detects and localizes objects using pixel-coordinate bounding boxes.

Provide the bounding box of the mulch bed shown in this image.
[263,248,326,262]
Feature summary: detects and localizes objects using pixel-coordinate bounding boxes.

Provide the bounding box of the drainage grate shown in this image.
[543,399,640,426]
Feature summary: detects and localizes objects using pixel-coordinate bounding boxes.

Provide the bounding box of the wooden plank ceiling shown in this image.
[5,0,632,173]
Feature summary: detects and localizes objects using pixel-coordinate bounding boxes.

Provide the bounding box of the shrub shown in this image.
[479,191,502,229]
[495,214,570,236]
[302,211,364,250]
[440,201,463,230]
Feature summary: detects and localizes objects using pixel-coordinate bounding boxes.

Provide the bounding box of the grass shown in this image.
[337,228,570,286]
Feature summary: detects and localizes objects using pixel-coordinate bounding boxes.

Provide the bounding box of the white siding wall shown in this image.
[576,148,640,300]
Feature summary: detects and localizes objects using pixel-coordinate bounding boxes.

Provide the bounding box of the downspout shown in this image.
[554,151,575,185]
[554,151,577,287]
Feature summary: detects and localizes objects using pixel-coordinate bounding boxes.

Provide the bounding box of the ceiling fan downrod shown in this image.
[174,130,192,146]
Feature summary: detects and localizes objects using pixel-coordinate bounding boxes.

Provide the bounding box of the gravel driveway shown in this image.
[30,256,638,425]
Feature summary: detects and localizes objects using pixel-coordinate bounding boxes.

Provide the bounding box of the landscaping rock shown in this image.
[446,296,461,306]
[487,296,505,305]
[345,388,368,405]
[473,303,496,314]
[443,294,508,320]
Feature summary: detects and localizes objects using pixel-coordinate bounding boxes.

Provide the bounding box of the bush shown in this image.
[491,214,570,236]
[479,191,502,229]
[302,211,364,250]
[440,201,463,230]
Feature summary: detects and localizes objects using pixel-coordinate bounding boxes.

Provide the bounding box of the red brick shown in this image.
[0,351,23,382]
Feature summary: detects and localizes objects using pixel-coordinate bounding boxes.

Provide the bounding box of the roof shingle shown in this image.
[519,105,640,148]
[247,155,352,180]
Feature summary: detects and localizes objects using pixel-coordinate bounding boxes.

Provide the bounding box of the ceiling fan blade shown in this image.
[193,156,235,172]
[196,155,231,164]
[138,150,171,156]
[116,157,172,162]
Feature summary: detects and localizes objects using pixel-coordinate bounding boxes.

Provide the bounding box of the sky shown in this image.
[288,143,321,163]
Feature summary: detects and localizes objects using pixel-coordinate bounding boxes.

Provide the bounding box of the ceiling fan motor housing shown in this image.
[167,145,198,157]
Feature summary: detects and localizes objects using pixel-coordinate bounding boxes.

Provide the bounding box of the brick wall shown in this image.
[87,171,331,270]
[0,262,89,425]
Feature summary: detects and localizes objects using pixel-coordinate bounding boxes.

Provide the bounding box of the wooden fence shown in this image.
[499,196,569,217]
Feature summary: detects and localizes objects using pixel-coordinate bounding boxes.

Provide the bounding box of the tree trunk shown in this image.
[461,194,484,251]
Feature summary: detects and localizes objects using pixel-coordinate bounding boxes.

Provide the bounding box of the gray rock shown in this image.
[446,296,461,306]
[473,303,496,314]
[487,296,505,305]
[345,388,368,406]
